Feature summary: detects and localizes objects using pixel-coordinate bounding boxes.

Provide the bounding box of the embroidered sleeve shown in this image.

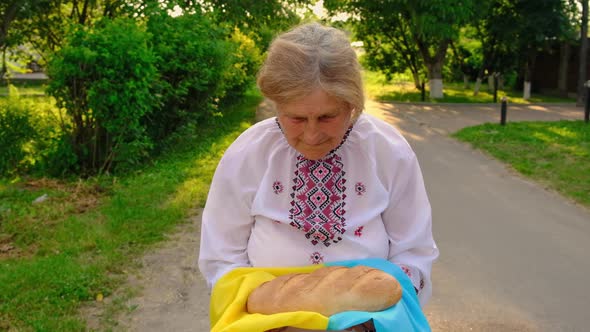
[398,264,425,295]
[198,155,257,289]
[382,152,438,307]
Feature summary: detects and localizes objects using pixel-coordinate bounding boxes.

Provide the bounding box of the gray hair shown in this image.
[257,22,364,119]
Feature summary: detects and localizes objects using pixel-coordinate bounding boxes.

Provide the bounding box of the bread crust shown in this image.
[246,265,402,316]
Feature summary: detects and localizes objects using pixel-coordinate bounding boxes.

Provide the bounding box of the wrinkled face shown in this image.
[277,89,353,160]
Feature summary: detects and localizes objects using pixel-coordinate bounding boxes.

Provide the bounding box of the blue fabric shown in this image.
[325,258,431,332]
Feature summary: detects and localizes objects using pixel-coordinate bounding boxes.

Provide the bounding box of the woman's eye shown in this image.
[319,115,335,121]
[291,117,306,123]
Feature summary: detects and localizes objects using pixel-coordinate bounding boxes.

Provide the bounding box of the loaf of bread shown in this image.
[246,265,402,316]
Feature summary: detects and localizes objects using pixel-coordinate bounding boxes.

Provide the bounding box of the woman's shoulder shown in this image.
[352,113,415,160]
[221,117,286,161]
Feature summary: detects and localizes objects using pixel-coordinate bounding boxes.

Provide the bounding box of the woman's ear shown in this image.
[349,107,359,124]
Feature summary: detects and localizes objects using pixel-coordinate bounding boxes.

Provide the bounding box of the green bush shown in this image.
[222,27,263,101]
[0,87,66,177]
[47,18,157,175]
[146,12,230,141]
[0,91,38,175]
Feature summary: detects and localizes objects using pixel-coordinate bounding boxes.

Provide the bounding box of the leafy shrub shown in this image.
[222,28,263,101]
[47,18,157,175]
[0,87,68,177]
[146,11,230,141]
[0,90,38,175]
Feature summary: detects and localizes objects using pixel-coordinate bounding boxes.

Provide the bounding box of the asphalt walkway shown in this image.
[366,101,589,332]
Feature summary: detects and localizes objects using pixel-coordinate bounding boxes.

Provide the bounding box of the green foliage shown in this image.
[7,6,265,178]
[144,10,262,143]
[0,88,64,176]
[145,11,229,141]
[325,0,476,87]
[222,27,263,100]
[198,0,312,47]
[453,121,590,207]
[0,90,37,175]
[47,18,157,175]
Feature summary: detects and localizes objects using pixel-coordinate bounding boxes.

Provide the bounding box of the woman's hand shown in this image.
[349,319,375,332]
[265,320,375,332]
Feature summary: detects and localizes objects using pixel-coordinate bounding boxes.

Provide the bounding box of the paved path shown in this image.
[366,102,589,332]
[115,102,589,332]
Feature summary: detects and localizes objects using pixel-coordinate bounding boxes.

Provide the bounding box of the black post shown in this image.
[421,81,426,102]
[501,96,507,125]
[585,85,590,123]
[493,75,498,103]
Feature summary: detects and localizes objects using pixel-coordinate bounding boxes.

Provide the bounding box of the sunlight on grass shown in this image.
[363,70,575,104]
[547,126,579,139]
[453,121,590,207]
[0,82,47,96]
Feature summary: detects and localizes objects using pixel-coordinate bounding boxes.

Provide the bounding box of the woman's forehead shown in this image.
[278,90,348,115]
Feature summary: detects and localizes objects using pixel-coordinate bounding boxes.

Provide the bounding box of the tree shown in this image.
[470,0,518,95]
[448,32,480,90]
[0,1,21,50]
[0,0,52,77]
[325,1,425,90]
[577,0,588,106]
[518,1,573,99]
[325,0,476,99]
[169,0,312,48]
[0,0,130,76]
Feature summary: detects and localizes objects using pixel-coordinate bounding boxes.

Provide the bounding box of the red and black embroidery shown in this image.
[310,251,324,264]
[278,120,353,247]
[354,226,364,237]
[289,154,347,247]
[272,181,284,194]
[355,182,366,196]
[400,265,412,278]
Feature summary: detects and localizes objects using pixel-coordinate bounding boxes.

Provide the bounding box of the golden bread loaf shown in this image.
[246,265,402,316]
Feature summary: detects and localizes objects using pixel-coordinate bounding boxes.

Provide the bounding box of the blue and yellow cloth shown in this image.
[210,258,431,332]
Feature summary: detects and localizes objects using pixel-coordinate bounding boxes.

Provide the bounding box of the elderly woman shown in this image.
[198,22,438,331]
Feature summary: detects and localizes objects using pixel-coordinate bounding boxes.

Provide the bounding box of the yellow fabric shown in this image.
[210,265,330,332]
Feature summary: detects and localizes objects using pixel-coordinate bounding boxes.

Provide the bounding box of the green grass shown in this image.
[453,121,590,208]
[0,91,261,331]
[363,70,575,104]
[0,81,47,96]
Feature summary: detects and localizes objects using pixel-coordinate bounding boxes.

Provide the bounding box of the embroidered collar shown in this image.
[274,117,354,159]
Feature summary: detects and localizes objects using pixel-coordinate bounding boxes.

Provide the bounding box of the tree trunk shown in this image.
[428,61,444,99]
[416,39,449,99]
[0,1,20,50]
[411,71,421,90]
[463,74,469,89]
[523,63,532,100]
[488,74,495,91]
[0,47,6,80]
[577,0,589,106]
[523,51,537,100]
[473,66,485,96]
[474,78,482,95]
[558,42,570,95]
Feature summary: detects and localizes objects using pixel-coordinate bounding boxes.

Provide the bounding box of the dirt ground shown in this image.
[82,210,211,331]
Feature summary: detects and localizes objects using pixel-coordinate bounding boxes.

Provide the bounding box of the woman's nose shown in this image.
[303,121,322,145]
